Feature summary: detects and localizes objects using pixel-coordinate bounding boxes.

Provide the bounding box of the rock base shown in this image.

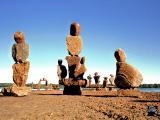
[1,84,31,97]
[63,85,81,95]
[11,84,31,96]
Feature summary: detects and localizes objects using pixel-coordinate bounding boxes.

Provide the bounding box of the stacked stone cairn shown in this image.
[62,22,87,95]
[114,48,143,89]
[109,74,115,86]
[2,32,31,96]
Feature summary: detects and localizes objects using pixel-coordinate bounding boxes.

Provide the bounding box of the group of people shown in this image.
[87,72,115,88]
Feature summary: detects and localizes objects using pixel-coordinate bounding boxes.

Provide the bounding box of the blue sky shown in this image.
[0,0,160,84]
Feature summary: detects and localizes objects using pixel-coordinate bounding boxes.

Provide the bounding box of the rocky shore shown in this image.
[0,90,159,120]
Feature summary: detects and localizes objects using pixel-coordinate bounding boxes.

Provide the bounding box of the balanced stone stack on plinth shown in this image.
[62,22,87,95]
[2,32,31,97]
[114,48,143,89]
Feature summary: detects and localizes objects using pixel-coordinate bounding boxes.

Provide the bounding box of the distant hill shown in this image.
[140,84,160,88]
[0,83,12,87]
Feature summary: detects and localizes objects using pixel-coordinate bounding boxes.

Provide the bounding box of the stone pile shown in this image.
[57,59,67,85]
[59,22,87,95]
[114,48,143,89]
[109,74,115,86]
[2,32,31,96]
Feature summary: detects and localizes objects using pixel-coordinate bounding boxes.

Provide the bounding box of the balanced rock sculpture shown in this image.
[109,74,115,86]
[2,32,31,96]
[57,59,67,85]
[61,22,87,95]
[114,48,143,89]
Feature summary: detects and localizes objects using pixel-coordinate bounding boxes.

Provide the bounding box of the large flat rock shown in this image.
[66,36,83,56]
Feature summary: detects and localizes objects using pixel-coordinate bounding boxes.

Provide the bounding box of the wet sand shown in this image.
[0,89,159,120]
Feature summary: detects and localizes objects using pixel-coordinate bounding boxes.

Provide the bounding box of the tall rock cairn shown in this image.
[114,48,143,89]
[2,32,31,96]
[63,22,87,95]
[10,32,31,96]
[12,31,30,87]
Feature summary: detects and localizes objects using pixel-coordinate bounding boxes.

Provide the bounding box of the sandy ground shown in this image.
[0,89,159,120]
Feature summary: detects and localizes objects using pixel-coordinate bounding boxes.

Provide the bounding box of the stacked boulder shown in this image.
[114,48,143,89]
[2,32,31,96]
[62,22,87,95]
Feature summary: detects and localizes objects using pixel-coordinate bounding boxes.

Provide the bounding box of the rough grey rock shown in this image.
[12,43,29,63]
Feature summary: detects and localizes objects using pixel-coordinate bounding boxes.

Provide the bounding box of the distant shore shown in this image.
[0,83,160,88]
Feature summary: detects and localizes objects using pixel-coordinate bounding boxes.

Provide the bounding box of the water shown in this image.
[32,88,53,91]
[139,88,160,92]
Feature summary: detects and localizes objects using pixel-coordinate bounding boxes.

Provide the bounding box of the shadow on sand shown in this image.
[132,99,160,102]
